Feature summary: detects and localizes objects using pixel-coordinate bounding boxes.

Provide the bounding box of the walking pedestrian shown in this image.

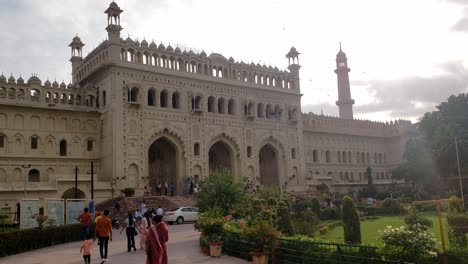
[77,208,92,241]
[80,234,93,264]
[140,200,147,215]
[140,212,151,250]
[146,215,168,264]
[156,206,163,216]
[94,209,112,262]
[164,181,168,196]
[120,212,138,252]
[170,182,175,196]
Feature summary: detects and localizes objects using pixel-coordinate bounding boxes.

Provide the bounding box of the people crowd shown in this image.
[77,199,169,264]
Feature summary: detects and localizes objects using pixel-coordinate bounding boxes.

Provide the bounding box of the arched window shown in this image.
[379,153,382,164]
[248,102,254,116]
[160,90,168,107]
[172,92,180,109]
[337,151,341,163]
[194,143,200,156]
[367,152,370,163]
[247,146,252,158]
[342,151,347,163]
[28,169,40,182]
[129,87,139,102]
[218,98,225,114]
[326,150,331,163]
[291,148,296,159]
[313,149,318,162]
[60,140,67,156]
[148,89,156,106]
[102,90,106,106]
[357,152,361,163]
[348,151,352,163]
[208,96,215,112]
[228,99,235,115]
[361,152,365,164]
[31,136,38,150]
[257,103,264,118]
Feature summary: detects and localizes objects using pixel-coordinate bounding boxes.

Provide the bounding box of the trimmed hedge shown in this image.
[0,224,91,257]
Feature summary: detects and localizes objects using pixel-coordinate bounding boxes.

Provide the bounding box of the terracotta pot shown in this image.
[251,251,270,264]
[209,242,222,257]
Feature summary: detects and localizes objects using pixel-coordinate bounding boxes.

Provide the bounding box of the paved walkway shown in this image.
[1,224,248,264]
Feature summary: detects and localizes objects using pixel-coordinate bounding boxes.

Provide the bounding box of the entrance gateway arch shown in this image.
[148,136,182,194]
[259,144,280,186]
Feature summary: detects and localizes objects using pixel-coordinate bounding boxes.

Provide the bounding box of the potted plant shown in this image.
[121,187,135,197]
[194,207,226,257]
[242,220,280,264]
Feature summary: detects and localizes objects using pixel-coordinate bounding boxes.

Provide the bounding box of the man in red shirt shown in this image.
[77,207,92,241]
[94,209,112,262]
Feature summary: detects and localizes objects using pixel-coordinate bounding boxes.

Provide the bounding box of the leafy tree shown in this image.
[255,185,280,201]
[195,169,245,215]
[311,197,321,216]
[341,195,361,244]
[276,200,294,235]
[419,94,468,189]
[392,135,437,194]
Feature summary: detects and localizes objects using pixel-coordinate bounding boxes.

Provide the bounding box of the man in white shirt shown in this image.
[134,209,142,220]
[156,206,163,216]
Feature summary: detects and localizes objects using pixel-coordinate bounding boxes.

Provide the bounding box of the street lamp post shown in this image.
[22,164,31,198]
[455,136,464,208]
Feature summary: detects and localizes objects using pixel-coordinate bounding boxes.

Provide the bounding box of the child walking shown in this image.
[80,234,93,264]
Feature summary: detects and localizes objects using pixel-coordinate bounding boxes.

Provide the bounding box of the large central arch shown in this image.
[259,144,279,186]
[148,137,178,194]
[209,140,233,174]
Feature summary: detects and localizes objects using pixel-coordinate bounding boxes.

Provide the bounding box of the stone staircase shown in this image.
[95,195,197,221]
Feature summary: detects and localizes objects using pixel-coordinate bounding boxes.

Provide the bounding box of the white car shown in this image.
[163,207,198,225]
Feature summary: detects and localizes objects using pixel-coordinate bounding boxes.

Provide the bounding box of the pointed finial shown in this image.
[339,42,342,50]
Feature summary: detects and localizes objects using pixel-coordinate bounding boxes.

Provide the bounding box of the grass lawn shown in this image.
[318,214,449,248]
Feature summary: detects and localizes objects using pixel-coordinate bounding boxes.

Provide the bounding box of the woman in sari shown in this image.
[146,215,168,264]
[139,212,150,250]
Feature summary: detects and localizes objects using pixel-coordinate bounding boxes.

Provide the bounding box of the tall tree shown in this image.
[341,195,361,244]
[419,94,468,177]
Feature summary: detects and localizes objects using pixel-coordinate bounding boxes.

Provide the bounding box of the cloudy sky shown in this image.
[1,0,468,122]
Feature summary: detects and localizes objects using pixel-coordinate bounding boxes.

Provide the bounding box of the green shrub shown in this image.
[0,224,87,257]
[404,207,432,231]
[446,213,468,249]
[319,207,340,220]
[341,196,361,244]
[121,187,135,197]
[195,169,245,214]
[293,208,319,237]
[449,195,462,213]
[276,201,294,236]
[379,225,438,263]
[267,197,277,206]
[311,198,320,216]
[194,207,226,242]
[381,198,402,214]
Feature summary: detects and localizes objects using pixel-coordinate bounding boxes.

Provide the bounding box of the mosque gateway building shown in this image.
[0,2,412,210]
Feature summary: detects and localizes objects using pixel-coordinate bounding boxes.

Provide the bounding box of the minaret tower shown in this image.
[105,1,123,43]
[335,44,354,119]
[69,36,84,83]
[286,47,301,90]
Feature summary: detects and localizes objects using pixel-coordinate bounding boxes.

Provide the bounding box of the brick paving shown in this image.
[0,224,247,264]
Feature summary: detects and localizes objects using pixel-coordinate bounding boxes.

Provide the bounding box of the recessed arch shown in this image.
[259,144,279,186]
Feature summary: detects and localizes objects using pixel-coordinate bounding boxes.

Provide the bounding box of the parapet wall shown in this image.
[302,113,413,138]
[75,37,299,91]
[0,75,99,110]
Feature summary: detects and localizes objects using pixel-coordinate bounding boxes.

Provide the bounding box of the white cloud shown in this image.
[0,0,467,122]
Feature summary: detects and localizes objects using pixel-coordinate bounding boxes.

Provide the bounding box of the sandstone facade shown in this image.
[0,2,412,213]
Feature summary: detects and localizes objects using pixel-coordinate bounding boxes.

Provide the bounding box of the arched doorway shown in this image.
[259,144,279,186]
[208,140,233,174]
[148,137,177,194]
[62,188,85,199]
